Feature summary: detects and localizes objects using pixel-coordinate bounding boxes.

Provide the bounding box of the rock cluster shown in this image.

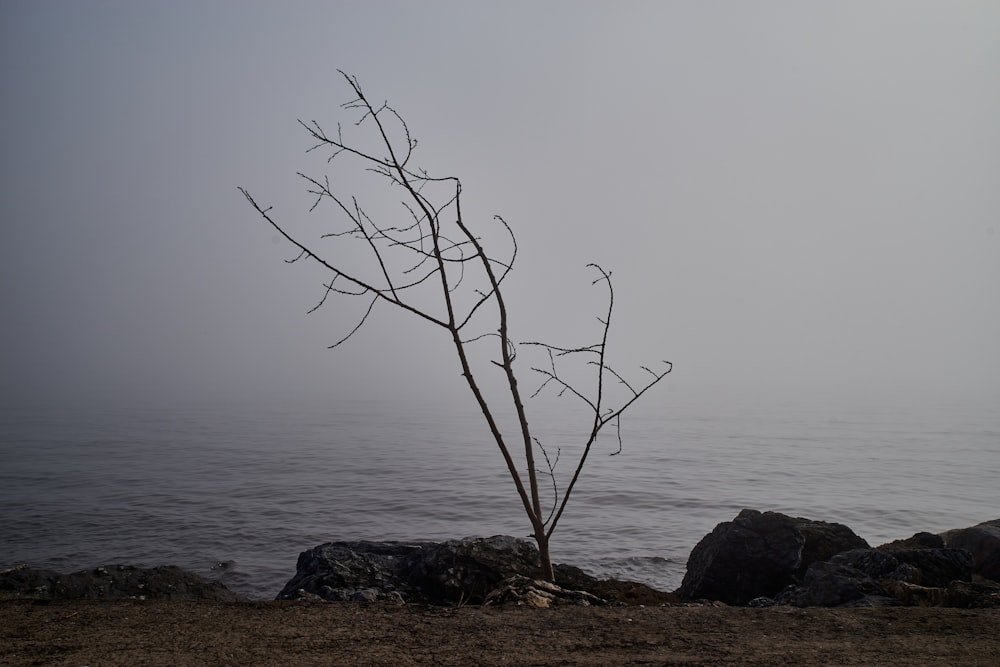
[278,516,998,608]
[277,535,609,605]
[6,516,995,609]
[677,511,1000,608]
[677,509,869,605]
[0,563,245,601]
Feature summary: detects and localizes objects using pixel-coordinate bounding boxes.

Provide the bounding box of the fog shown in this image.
[2,1,998,414]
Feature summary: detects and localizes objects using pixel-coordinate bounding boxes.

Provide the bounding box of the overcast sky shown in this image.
[2,1,998,413]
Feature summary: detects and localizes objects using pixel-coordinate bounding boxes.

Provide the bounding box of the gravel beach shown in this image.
[3,597,998,666]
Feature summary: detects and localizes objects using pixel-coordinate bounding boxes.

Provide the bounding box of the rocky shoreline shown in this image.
[677,510,1000,608]
[4,511,998,665]
[3,510,997,609]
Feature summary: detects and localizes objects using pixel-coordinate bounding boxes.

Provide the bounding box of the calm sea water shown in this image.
[1,398,996,599]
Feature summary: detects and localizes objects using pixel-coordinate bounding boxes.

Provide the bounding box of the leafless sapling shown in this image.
[239,72,671,580]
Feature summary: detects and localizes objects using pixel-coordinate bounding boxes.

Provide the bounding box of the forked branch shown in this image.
[524,264,672,536]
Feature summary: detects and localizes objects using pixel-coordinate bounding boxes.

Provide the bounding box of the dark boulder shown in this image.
[401,535,542,604]
[277,536,670,605]
[276,540,435,602]
[782,547,977,607]
[877,531,945,551]
[796,519,871,572]
[677,509,868,605]
[882,548,973,588]
[679,511,996,608]
[678,510,804,605]
[782,548,911,607]
[782,559,889,607]
[277,536,546,604]
[941,518,1000,582]
[0,564,244,601]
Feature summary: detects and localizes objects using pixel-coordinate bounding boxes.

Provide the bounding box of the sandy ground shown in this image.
[3,598,999,666]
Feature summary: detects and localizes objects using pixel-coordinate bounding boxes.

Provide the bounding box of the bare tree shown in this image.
[239,72,670,581]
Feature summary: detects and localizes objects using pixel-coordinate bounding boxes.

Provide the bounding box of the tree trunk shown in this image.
[535,531,555,582]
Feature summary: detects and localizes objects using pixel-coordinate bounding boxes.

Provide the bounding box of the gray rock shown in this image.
[746,596,780,608]
[782,559,886,607]
[796,519,871,572]
[349,588,380,603]
[877,531,945,551]
[677,509,868,605]
[880,548,973,588]
[832,548,905,579]
[941,518,1000,582]
[277,536,545,604]
[402,535,542,604]
[0,563,244,601]
[783,547,976,607]
[678,509,804,605]
[277,540,433,602]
